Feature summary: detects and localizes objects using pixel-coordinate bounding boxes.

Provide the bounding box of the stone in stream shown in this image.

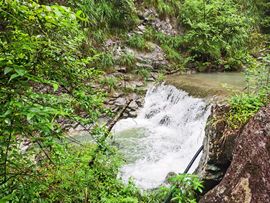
[199,104,270,203]
[129,100,139,110]
[159,115,171,126]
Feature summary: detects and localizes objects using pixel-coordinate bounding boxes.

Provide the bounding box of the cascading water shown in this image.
[112,84,210,189]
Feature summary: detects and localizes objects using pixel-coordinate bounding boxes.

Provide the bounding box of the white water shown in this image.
[112,84,210,189]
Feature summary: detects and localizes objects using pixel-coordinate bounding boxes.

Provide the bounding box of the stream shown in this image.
[112,84,211,189]
[72,72,246,190]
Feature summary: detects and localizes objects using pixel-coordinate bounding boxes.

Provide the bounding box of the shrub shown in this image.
[149,174,203,203]
[134,68,151,81]
[144,0,181,18]
[117,52,137,68]
[227,55,270,129]
[228,92,268,128]
[127,34,149,51]
[68,0,139,30]
[179,0,253,71]
[0,1,105,201]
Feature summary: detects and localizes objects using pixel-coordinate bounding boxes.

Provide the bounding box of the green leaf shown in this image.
[15,68,27,76]
[9,73,19,81]
[4,118,11,125]
[53,83,59,91]
[4,67,13,75]
[27,113,35,121]
[0,194,13,202]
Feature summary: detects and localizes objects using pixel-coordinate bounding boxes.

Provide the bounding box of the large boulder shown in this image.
[200,104,270,203]
[195,104,239,193]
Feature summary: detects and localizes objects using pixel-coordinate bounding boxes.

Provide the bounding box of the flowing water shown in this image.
[112,84,211,189]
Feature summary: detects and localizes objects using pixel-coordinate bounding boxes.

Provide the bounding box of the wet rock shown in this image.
[200,104,270,203]
[145,109,160,119]
[122,112,128,118]
[129,100,139,110]
[128,110,138,118]
[159,115,171,126]
[129,93,141,101]
[114,97,127,106]
[195,104,238,193]
[165,172,177,184]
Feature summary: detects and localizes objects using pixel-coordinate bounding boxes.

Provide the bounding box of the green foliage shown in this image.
[0,141,144,202]
[227,56,270,128]
[101,76,119,92]
[179,0,253,71]
[0,1,151,201]
[144,0,181,18]
[235,0,270,32]
[228,92,268,128]
[2,0,269,201]
[0,1,119,201]
[127,34,150,51]
[169,174,203,203]
[95,52,115,70]
[149,174,203,203]
[134,68,151,81]
[146,28,183,49]
[245,55,270,93]
[118,52,137,68]
[156,72,165,83]
[162,45,182,62]
[68,0,139,30]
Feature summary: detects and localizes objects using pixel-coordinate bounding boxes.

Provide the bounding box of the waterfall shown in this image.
[112,84,211,189]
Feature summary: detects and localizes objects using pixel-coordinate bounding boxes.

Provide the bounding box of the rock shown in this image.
[165,172,177,184]
[129,93,141,101]
[138,24,146,32]
[115,66,127,73]
[129,100,139,110]
[136,98,144,107]
[111,41,169,72]
[159,115,170,126]
[128,110,137,118]
[114,97,127,106]
[199,104,270,203]
[138,8,179,36]
[111,92,124,98]
[147,77,155,82]
[123,112,129,118]
[125,81,144,89]
[145,109,160,119]
[135,62,153,69]
[195,104,238,193]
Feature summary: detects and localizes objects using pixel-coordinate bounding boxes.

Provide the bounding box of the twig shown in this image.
[4,133,12,182]
[36,141,55,166]
[88,99,133,166]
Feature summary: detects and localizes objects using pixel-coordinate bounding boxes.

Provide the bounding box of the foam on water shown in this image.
[112,84,210,189]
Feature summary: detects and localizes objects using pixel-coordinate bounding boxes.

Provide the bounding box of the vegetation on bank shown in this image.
[1,0,270,202]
